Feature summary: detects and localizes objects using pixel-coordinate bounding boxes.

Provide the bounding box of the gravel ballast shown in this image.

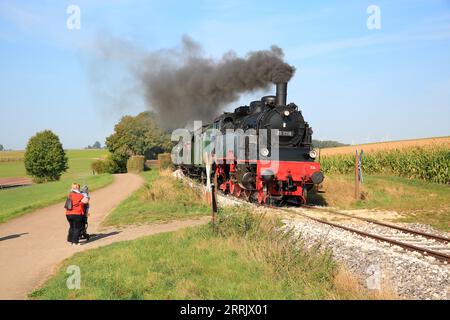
[284,215,450,300]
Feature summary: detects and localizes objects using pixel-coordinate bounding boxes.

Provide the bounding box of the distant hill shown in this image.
[312,140,349,149]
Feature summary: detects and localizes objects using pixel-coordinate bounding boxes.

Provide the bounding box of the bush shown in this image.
[158,153,172,171]
[127,155,145,173]
[91,154,120,174]
[24,130,68,183]
[91,160,107,174]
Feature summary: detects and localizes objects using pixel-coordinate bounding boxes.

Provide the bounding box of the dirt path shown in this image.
[0,173,194,299]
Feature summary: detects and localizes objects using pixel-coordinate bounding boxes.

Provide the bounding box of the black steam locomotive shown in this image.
[178,82,324,205]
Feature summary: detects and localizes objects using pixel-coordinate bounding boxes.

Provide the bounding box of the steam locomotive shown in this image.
[176,82,324,205]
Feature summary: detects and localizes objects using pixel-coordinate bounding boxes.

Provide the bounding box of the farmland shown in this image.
[319,136,450,156]
[310,174,450,231]
[0,149,112,223]
[0,149,108,179]
[315,136,450,230]
[317,136,450,184]
[320,145,449,184]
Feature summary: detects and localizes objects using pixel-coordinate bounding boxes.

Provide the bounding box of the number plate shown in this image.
[276,131,293,136]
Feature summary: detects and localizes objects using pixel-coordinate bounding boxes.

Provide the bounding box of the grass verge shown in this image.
[309,174,450,231]
[0,174,113,223]
[103,169,210,227]
[31,209,391,300]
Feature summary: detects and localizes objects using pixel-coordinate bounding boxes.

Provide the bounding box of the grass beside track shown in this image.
[31,208,389,300]
[309,174,450,231]
[0,174,113,223]
[103,169,210,227]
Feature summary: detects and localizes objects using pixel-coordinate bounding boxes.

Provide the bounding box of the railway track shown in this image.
[213,192,450,264]
[178,172,450,264]
[280,206,450,264]
[302,205,450,243]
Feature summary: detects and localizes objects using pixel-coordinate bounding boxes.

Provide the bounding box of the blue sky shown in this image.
[0,0,449,149]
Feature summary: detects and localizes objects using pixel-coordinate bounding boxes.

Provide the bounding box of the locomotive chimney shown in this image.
[275,82,287,106]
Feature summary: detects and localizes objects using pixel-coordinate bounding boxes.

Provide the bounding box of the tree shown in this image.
[24,130,68,182]
[0,144,3,151]
[106,112,172,172]
[86,141,102,149]
[312,140,349,149]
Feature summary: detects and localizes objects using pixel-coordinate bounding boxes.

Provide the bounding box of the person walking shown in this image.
[65,183,89,246]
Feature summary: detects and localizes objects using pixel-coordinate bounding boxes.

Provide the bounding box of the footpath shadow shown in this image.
[81,231,121,245]
[0,232,29,242]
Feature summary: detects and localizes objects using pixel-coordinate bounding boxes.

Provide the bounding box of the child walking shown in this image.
[79,185,91,241]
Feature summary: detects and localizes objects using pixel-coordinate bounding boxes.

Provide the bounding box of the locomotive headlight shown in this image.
[283,110,290,117]
[309,150,317,159]
[260,147,269,157]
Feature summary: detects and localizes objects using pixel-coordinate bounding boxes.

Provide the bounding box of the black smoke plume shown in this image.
[138,36,295,127]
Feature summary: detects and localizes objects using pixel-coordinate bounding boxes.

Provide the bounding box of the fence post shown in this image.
[355,150,360,200]
[211,173,218,233]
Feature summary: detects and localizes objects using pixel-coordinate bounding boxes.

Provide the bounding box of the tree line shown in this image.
[312,140,348,149]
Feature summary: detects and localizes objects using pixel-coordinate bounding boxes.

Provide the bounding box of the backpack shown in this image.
[64,194,73,210]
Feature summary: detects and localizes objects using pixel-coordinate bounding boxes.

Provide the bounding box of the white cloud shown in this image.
[0,2,45,32]
[288,25,450,60]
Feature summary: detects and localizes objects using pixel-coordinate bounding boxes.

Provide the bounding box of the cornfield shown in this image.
[320,146,450,184]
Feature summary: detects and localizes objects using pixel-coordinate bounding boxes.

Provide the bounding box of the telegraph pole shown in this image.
[355,150,360,200]
[355,149,364,200]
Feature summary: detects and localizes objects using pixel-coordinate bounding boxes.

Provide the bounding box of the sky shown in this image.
[0,0,449,149]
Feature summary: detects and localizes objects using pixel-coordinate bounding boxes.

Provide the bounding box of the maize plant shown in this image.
[320,146,450,184]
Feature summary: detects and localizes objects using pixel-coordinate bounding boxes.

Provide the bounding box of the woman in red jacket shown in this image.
[66,183,89,245]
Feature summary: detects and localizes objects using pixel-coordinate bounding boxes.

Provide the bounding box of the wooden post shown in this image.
[211,171,218,233]
[355,150,360,200]
[205,161,212,205]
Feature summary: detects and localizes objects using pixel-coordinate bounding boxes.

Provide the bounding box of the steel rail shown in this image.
[281,208,450,264]
[302,205,450,244]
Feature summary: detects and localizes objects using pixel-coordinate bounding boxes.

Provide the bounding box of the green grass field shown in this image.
[31,209,385,300]
[0,149,108,179]
[310,174,450,231]
[0,161,27,179]
[0,174,113,223]
[103,169,210,227]
[0,149,112,223]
